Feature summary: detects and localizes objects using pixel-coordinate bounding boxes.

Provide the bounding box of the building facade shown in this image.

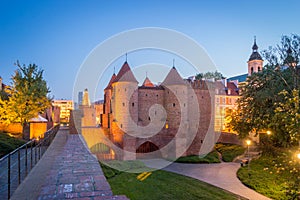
[100,62,217,159]
[52,100,74,125]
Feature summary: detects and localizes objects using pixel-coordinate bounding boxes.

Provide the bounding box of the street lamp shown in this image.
[246,140,251,171]
[267,130,271,135]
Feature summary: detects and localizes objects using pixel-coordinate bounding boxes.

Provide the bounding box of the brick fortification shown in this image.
[101,62,216,160]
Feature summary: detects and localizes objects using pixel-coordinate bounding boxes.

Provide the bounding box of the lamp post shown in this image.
[297,152,300,198]
[246,140,251,171]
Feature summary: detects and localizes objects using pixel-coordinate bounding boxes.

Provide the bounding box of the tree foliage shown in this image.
[0,62,51,126]
[230,34,300,147]
[196,70,225,80]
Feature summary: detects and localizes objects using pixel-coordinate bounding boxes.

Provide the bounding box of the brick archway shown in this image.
[90,143,115,160]
[136,141,161,159]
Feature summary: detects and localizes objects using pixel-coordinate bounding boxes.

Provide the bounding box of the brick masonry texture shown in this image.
[37,133,128,200]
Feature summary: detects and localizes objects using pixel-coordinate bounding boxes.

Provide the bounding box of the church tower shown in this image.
[248,37,264,76]
[82,88,91,107]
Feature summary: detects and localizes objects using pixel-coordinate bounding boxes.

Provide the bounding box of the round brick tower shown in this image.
[161,66,189,158]
[111,61,138,159]
[102,73,116,129]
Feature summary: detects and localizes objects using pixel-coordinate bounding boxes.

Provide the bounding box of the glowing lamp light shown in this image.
[246,140,251,146]
[297,153,300,160]
[266,130,271,135]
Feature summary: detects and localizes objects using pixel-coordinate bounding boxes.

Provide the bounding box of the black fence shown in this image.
[0,124,60,200]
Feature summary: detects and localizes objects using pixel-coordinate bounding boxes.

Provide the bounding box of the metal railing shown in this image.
[0,124,60,200]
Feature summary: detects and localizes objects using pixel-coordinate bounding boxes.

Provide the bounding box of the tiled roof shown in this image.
[104,73,116,90]
[113,61,138,83]
[161,67,186,86]
[142,77,154,87]
[226,82,239,96]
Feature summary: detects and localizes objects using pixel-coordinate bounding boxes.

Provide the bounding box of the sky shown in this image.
[1,0,300,101]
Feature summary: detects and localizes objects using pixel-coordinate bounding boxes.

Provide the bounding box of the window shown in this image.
[148,117,151,121]
[132,102,134,107]
[125,88,127,91]
[258,67,261,71]
[122,102,125,106]
[173,103,176,107]
[251,67,254,74]
[146,94,148,97]
[120,124,123,128]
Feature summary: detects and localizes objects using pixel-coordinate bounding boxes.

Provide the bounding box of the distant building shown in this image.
[82,88,91,106]
[227,38,264,84]
[214,80,239,133]
[78,91,83,107]
[52,100,74,125]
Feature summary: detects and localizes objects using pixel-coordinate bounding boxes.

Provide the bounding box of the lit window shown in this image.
[165,123,169,129]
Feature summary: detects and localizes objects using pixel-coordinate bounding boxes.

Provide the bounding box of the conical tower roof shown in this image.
[104,73,116,90]
[142,77,154,87]
[113,61,138,83]
[161,67,185,86]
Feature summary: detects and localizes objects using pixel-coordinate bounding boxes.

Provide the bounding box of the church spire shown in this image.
[248,37,263,62]
[252,36,258,52]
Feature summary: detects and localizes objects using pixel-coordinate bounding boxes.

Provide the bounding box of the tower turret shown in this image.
[111,61,138,147]
[162,66,189,157]
[247,37,264,76]
[82,88,91,107]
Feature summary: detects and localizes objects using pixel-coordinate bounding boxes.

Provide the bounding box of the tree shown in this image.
[195,70,225,80]
[0,62,51,139]
[230,34,300,147]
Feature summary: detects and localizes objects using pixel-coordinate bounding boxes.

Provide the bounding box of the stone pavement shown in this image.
[162,162,271,200]
[11,127,128,200]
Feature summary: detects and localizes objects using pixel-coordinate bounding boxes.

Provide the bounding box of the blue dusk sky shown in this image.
[1,0,300,101]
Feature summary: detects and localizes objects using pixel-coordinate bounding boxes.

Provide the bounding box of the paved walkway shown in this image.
[162,162,271,200]
[11,128,127,200]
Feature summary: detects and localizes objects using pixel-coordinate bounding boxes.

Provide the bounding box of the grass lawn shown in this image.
[237,147,300,200]
[101,160,241,200]
[175,149,221,163]
[0,132,25,157]
[215,143,245,162]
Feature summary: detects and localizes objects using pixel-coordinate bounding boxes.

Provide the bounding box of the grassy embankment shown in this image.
[101,160,242,200]
[0,132,25,157]
[176,143,245,163]
[237,147,300,200]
